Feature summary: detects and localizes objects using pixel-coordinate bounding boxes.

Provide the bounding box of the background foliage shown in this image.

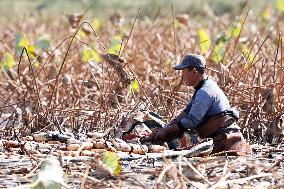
[0,0,284,144]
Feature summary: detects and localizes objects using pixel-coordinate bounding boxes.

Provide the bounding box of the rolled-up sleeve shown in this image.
[180,90,213,130]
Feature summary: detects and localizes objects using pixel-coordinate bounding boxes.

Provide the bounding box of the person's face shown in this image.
[181,67,197,86]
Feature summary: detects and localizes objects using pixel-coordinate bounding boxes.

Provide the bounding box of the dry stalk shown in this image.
[183,157,212,185]
[79,166,90,189]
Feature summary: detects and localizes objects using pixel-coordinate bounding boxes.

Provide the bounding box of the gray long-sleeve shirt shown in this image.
[180,78,232,130]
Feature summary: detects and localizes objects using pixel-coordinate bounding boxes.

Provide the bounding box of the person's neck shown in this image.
[193,75,206,90]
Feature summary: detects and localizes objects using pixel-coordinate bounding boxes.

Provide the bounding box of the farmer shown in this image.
[151,53,251,154]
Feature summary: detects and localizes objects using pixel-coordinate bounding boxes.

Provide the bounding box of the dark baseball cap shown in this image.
[173,53,206,70]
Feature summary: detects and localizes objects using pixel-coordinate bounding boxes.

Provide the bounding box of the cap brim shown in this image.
[173,63,188,70]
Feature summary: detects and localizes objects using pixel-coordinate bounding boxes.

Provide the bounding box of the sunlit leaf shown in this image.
[215,33,228,44]
[107,35,122,55]
[15,33,29,56]
[1,52,15,70]
[174,19,182,29]
[32,61,40,68]
[91,50,101,63]
[15,33,36,58]
[82,48,101,63]
[131,79,139,91]
[92,17,102,31]
[82,49,91,63]
[240,44,254,71]
[76,30,86,39]
[32,158,66,189]
[276,0,284,12]
[101,151,122,175]
[36,36,51,50]
[229,23,242,38]
[212,43,225,63]
[132,80,139,91]
[198,29,211,53]
[262,6,271,20]
[16,33,29,46]
[111,35,122,46]
[27,45,36,54]
[128,79,140,93]
[107,44,121,55]
[240,44,253,62]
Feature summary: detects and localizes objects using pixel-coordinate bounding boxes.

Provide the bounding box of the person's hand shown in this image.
[140,128,159,143]
[153,124,181,142]
[152,128,168,141]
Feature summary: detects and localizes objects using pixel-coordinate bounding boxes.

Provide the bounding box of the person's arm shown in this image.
[167,111,187,125]
[180,90,213,130]
[166,98,193,126]
[151,90,212,142]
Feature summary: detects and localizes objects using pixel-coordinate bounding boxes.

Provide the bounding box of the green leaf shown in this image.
[101,151,122,175]
[15,33,28,46]
[240,44,254,71]
[15,33,29,56]
[240,44,253,63]
[276,0,284,12]
[198,29,211,54]
[15,33,36,58]
[92,18,102,31]
[1,52,15,70]
[27,45,36,54]
[212,43,225,63]
[82,48,101,63]
[215,33,228,45]
[228,23,242,38]
[107,44,121,55]
[36,36,51,50]
[128,79,140,93]
[76,30,86,39]
[112,35,123,45]
[107,35,122,55]
[32,61,40,68]
[131,80,139,91]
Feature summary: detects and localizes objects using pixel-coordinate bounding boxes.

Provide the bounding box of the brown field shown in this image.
[0,2,283,188]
